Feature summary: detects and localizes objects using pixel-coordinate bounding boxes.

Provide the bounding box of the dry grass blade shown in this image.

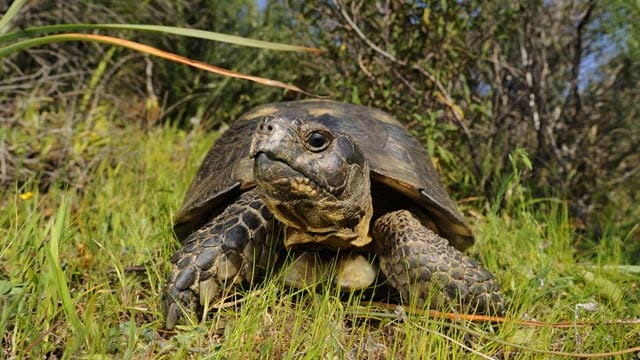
[351,304,640,359]
[369,301,640,328]
[357,303,640,358]
[0,33,314,95]
[454,321,640,359]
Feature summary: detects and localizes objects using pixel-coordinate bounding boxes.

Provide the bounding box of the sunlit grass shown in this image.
[1,120,638,359]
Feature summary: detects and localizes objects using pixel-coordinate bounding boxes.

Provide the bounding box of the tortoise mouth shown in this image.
[253,152,335,199]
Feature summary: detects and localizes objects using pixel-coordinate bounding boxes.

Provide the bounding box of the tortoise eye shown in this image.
[306,131,331,152]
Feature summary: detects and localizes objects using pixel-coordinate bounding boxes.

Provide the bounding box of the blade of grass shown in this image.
[0,0,28,34]
[0,23,324,54]
[577,269,625,305]
[46,195,84,335]
[0,33,313,95]
[592,265,640,274]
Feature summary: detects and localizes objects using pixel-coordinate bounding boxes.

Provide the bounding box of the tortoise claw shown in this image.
[163,266,202,329]
[165,300,186,330]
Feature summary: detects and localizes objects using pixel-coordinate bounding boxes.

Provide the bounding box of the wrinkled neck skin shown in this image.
[272,162,373,250]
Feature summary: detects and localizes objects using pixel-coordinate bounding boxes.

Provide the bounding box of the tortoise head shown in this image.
[249,114,373,248]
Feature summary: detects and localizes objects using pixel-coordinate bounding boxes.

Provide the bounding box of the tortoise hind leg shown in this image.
[163,189,277,329]
[373,210,504,314]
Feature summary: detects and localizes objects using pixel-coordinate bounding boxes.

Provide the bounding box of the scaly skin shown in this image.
[163,189,276,329]
[373,210,504,315]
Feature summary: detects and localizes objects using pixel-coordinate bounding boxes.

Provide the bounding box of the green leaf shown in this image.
[0,23,322,53]
[0,280,12,295]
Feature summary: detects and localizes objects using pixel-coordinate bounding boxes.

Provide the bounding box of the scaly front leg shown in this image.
[373,210,504,314]
[163,189,278,328]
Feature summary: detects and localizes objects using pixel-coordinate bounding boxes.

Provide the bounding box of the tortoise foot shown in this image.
[163,190,276,329]
[374,210,504,315]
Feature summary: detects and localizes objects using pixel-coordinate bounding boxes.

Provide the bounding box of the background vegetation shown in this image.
[1,0,638,358]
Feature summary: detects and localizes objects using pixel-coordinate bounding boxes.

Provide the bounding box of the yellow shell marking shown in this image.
[238,106,279,121]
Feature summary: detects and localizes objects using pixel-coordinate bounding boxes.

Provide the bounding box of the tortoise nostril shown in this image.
[258,119,274,134]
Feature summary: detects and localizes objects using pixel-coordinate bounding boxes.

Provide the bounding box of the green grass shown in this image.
[1,122,639,359]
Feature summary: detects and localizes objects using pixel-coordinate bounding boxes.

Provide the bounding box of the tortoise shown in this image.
[164,100,503,328]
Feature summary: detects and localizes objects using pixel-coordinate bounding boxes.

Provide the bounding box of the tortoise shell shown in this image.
[174,100,473,250]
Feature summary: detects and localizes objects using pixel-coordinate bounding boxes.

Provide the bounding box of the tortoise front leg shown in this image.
[163,189,277,329]
[373,210,504,315]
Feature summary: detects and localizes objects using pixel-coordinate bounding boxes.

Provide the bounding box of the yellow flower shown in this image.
[19,192,33,200]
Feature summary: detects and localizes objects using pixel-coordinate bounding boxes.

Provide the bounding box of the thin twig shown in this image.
[332,0,396,63]
[368,301,640,328]
[349,302,640,358]
[24,318,66,354]
[332,0,482,177]
[570,1,597,120]
[207,289,267,310]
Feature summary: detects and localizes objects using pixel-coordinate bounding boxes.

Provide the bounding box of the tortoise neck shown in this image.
[273,161,374,249]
